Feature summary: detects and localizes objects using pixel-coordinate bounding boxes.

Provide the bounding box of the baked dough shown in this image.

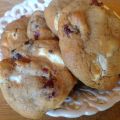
[27,11,55,40]
[44,0,72,35]
[58,0,120,90]
[0,16,29,60]
[0,39,76,119]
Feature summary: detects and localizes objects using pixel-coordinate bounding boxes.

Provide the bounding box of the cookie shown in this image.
[58,0,120,90]
[27,11,55,40]
[0,16,29,60]
[0,16,29,50]
[0,39,76,119]
[44,0,72,35]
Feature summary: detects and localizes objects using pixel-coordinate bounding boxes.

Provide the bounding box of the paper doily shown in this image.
[0,0,120,118]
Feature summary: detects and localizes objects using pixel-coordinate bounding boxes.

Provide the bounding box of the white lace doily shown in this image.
[0,0,120,118]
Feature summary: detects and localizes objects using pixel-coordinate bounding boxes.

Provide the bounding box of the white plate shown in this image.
[0,0,120,118]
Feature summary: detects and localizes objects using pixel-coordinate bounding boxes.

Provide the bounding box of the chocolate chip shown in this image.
[64,24,73,36]
[90,0,103,6]
[12,53,22,60]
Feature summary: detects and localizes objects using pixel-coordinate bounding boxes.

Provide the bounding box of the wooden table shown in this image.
[0,0,120,120]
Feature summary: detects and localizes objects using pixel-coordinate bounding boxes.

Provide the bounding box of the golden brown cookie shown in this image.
[27,10,55,40]
[0,39,76,119]
[58,0,120,90]
[0,16,29,50]
[0,16,29,60]
[44,0,72,35]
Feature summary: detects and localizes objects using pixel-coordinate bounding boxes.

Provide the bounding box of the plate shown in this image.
[0,0,120,118]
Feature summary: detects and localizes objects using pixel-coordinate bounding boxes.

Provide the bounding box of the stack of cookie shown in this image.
[45,0,120,90]
[0,11,76,119]
[0,0,120,119]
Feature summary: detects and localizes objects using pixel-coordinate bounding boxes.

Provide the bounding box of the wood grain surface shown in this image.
[0,0,120,120]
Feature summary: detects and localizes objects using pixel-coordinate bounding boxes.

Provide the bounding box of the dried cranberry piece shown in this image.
[34,31,40,40]
[51,91,55,96]
[48,91,56,99]
[90,0,103,6]
[43,79,54,88]
[12,53,22,60]
[64,24,73,36]
[42,67,49,73]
